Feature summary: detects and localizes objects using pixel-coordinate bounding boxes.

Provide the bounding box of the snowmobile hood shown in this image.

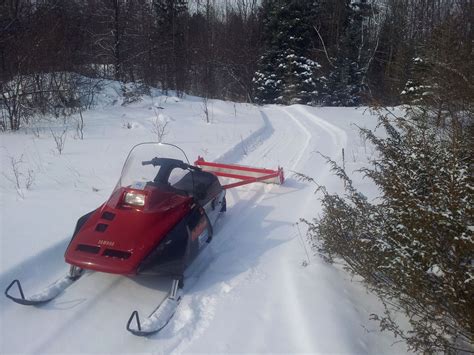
[65,186,192,274]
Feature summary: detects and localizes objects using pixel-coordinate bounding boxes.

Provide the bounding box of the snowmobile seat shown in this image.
[173,170,220,205]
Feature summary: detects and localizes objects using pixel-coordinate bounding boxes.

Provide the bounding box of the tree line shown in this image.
[1,0,472,130]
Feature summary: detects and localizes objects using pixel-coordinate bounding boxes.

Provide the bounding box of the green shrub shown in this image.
[305,110,473,353]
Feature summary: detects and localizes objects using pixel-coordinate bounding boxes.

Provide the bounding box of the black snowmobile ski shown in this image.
[126,278,182,336]
[4,266,83,305]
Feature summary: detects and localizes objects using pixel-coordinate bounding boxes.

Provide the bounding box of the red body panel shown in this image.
[65,186,192,275]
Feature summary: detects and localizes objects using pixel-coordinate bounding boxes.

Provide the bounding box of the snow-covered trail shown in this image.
[156,104,319,353]
[0,101,408,354]
[170,104,359,353]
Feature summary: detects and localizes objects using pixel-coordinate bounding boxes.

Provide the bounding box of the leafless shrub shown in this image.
[25,169,35,190]
[1,75,34,130]
[150,110,170,143]
[51,128,68,154]
[2,155,36,197]
[75,110,85,140]
[31,126,42,138]
[0,72,102,131]
[76,76,103,109]
[5,155,23,191]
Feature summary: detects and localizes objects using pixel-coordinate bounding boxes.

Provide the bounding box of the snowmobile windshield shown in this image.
[115,142,193,194]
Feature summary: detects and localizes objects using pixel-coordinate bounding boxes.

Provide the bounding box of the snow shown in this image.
[427,265,445,278]
[0,86,410,353]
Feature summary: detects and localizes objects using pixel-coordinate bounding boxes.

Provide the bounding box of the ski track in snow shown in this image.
[220,104,349,353]
[214,108,274,164]
[0,101,409,354]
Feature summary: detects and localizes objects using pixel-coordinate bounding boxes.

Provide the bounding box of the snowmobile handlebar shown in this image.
[141,158,160,166]
[142,157,201,172]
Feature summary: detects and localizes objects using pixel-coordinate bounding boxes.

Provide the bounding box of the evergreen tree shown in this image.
[253,0,323,105]
[324,0,373,106]
[400,57,431,105]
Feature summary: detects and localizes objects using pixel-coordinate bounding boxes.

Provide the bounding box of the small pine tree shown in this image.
[401,57,432,105]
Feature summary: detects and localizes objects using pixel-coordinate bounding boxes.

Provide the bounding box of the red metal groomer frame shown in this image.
[195,157,284,190]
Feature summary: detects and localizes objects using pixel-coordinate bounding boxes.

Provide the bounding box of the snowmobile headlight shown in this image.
[124,191,146,206]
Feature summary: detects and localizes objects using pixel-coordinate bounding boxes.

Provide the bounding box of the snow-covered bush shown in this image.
[305,110,473,353]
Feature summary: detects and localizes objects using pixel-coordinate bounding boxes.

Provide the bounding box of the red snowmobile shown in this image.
[4,142,284,335]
